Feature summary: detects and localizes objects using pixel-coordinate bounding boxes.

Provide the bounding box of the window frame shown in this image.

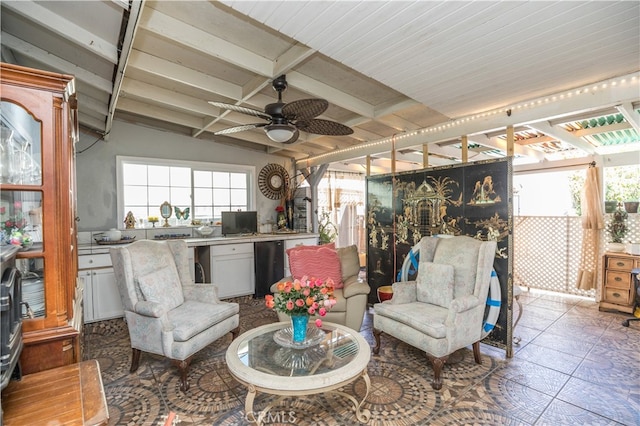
[116,155,256,226]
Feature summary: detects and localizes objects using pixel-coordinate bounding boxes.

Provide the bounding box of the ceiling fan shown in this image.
[209,75,353,144]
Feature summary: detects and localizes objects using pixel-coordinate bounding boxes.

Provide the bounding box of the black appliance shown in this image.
[254,240,284,298]
[221,211,258,236]
[1,245,23,392]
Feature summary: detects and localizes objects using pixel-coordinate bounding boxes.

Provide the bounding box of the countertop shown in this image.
[78,232,319,255]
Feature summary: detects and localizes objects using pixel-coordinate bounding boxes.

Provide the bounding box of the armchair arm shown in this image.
[135,301,167,318]
[343,279,370,298]
[449,295,481,313]
[388,281,417,304]
[182,283,220,303]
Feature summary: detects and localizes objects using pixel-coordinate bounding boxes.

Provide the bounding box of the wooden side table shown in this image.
[1,359,108,425]
[599,252,640,314]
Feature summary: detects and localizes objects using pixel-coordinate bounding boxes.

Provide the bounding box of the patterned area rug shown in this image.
[83,294,638,425]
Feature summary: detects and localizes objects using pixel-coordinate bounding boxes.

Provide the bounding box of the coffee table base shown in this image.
[243,370,372,425]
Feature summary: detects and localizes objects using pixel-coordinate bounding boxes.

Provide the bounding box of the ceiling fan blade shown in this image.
[296,119,353,136]
[282,99,328,120]
[208,101,271,121]
[214,123,266,135]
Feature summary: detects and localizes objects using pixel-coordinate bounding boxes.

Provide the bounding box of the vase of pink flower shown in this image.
[265,276,337,343]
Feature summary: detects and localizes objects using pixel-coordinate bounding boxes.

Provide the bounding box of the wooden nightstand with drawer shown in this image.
[599,252,640,314]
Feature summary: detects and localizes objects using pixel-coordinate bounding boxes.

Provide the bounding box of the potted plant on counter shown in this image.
[607,202,628,252]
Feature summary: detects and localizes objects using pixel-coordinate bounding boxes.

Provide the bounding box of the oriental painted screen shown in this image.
[366,158,513,350]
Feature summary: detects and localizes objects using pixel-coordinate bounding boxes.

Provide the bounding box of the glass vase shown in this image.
[290,314,309,343]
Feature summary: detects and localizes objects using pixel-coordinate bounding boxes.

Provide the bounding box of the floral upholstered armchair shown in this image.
[110,239,240,391]
[271,244,370,332]
[373,235,497,390]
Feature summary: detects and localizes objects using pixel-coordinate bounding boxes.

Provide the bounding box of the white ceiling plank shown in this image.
[616,103,640,134]
[3,1,118,63]
[139,7,273,77]
[126,50,242,100]
[1,32,113,94]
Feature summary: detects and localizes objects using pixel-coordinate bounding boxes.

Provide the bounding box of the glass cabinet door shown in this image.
[1,100,45,319]
[0,101,42,186]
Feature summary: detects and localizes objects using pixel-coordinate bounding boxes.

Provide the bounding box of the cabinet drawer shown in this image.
[606,257,634,271]
[78,254,112,269]
[210,243,254,256]
[605,270,632,290]
[603,287,632,305]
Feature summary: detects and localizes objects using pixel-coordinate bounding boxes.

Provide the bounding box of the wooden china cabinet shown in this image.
[1,63,80,374]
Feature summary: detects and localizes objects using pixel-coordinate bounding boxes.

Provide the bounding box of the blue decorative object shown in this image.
[290,314,309,343]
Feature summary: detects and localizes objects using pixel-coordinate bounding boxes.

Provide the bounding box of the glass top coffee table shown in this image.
[225,322,371,425]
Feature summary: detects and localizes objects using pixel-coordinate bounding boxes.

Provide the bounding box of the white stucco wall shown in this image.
[75,120,290,231]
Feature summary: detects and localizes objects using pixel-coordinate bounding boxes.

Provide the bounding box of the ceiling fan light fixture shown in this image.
[265,124,295,143]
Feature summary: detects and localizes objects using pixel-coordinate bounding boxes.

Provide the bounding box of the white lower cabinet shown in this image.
[210,243,255,298]
[78,254,124,323]
[80,267,123,323]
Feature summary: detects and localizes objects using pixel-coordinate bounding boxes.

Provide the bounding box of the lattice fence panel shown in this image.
[514,216,593,297]
[514,214,640,297]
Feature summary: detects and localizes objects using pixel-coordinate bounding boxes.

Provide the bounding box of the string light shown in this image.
[300,72,639,166]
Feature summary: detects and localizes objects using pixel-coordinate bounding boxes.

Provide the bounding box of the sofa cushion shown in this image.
[137,264,184,311]
[287,243,343,288]
[416,262,454,308]
[337,245,360,281]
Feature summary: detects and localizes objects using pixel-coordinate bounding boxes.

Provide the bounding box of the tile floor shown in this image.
[83,290,640,425]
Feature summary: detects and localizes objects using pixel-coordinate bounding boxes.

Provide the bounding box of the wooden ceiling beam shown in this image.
[3,1,118,63]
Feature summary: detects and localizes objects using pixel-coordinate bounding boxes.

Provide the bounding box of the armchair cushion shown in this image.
[417,262,454,308]
[168,300,239,342]
[374,301,448,338]
[137,264,184,311]
[287,243,343,288]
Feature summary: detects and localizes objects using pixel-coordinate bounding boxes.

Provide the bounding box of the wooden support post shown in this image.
[391,146,396,174]
[422,144,429,168]
[506,125,515,157]
[461,135,468,163]
[366,155,371,176]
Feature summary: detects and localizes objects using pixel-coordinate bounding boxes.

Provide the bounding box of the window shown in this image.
[513,170,583,216]
[117,156,255,226]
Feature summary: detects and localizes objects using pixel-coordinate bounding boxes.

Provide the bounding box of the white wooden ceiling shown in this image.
[2,1,639,174]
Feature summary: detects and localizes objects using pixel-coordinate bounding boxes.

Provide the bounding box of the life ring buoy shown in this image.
[398,237,501,338]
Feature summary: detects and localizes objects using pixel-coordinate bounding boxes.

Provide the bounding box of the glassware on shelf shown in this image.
[1,126,16,184]
[0,128,40,185]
